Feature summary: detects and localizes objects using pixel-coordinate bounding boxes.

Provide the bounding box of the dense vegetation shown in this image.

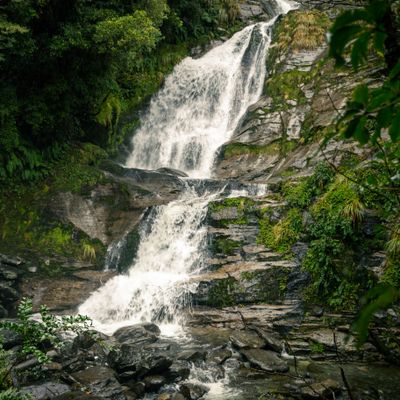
[0,0,240,181]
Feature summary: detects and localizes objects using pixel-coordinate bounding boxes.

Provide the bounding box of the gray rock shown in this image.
[72,367,126,400]
[0,264,19,280]
[0,282,19,303]
[0,327,22,349]
[206,348,232,364]
[177,350,206,363]
[109,342,173,378]
[230,330,265,349]
[252,328,283,353]
[53,393,102,399]
[0,253,24,266]
[144,375,166,391]
[241,349,289,373]
[167,360,191,382]
[179,383,210,400]
[22,382,71,400]
[113,323,160,345]
[300,378,341,399]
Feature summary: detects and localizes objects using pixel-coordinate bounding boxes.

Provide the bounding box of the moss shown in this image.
[257,208,303,254]
[207,277,238,308]
[212,237,242,256]
[266,70,310,109]
[309,341,325,354]
[222,142,280,158]
[209,196,257,227]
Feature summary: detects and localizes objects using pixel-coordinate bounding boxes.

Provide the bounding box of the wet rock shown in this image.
[0,282,19,303]
[113,323,160,345]
[126,382,146,397]
[179,383,210,400]
[144,375,166,391]
[0,264,19,280]
[241,349,289,373]
[252,328,283,353]
[53,393,103,399]
[156,168,188,178]
[21,382,71,399]
[300,378,342,399]
[0,327,22,349]
[177,350,206,363]
[158,393,185,400]
[72,367,126,400]
[109,342,173,379]
[230,330,265,349]
[0,253,24,266]
[167,360,191,382]
[206,348,232,364]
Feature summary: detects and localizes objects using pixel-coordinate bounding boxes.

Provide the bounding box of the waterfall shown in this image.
[79,0,294,336]
[125,21,274,179]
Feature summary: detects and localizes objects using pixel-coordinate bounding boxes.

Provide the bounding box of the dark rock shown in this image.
[230,330,265,349]
[241,349,289,373]
[109,342,173,378]
[21,382,71,400]
[158,394,185,400]
[252,328,283,353]
[167,360,191,382]
[126,382,146,397]
[0,327,22,349]
[53,392,103,399]
[0,282,19,303]
[144,375,166,391]
[0,264,19,280]
[0,305,7,318]
[156,168,188,178]
[206,348,232,364]
[300,378,342,399]
[179,383,210,400]
[113,323,160,345]
[72,367,126,400]
[0,253,24,266]
[177,350,206,363]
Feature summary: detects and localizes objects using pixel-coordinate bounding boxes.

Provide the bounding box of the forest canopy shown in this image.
[0,0,240,181]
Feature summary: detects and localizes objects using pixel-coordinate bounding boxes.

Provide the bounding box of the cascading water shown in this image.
[79,0,295,342]
[126,22,273,178]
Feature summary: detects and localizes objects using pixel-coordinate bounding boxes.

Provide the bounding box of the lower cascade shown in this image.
[80,0,294,335]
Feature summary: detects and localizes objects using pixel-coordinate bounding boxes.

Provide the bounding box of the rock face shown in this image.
[51,161,186,246]
[0,254,23,316]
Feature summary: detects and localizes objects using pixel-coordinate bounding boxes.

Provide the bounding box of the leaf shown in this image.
[367,90,394,111]
[353,84,369,107]
[342,116,361,139]
[376,106,393,128]
[329,25,363,64]
[352,284,399,346]
[351,32,370,69]
[389,60,400,80]
[373,31,387,56]
[389,111,400,142]
[353,115,369,144]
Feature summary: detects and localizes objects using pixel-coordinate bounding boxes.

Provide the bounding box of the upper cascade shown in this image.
[125,20,276,178]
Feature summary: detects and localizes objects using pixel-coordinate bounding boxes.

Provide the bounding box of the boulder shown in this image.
[206,348,232,365]
[241,349,289,373]
[230,330,265,349]
[300,378,342,399]
[72,367,126,400]
[144,375,166,391]
[113,323,160,345]
[179,383,210,400]
[22,382,71,400]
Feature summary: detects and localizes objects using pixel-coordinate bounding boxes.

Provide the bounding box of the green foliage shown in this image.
[0,0,240,182]
[258,208,303,254]
[329,0,400,144]
[282,162,335,208]
[0,389,31,400]
[352,284,399,346]
[0,298,92,364]
[309,341,325,354]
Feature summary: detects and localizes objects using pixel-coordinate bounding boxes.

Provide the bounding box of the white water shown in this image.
[80,0,294,338]
[79,188,221,336]
[126,22,274,179]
